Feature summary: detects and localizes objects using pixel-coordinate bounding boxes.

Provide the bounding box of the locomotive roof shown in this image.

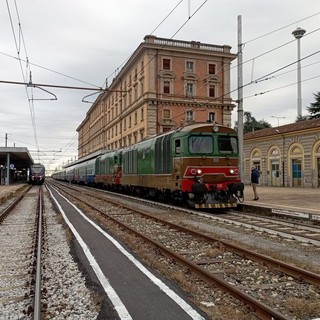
[174,122,236,134]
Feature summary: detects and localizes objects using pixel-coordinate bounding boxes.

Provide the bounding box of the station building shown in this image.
[77,35,237,158]
[243,118,320,188]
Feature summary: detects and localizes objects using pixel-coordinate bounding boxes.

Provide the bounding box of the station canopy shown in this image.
[0,147,34,170]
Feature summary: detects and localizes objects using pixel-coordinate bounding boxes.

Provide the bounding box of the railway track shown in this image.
[0,185,44,318]
[51,180,320,247]
[0,185,100,319]
[48,180,320,320]
[217,212,320,246]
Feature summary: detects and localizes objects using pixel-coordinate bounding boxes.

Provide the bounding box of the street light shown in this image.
[292,27,306,118]
[271,116,286,126]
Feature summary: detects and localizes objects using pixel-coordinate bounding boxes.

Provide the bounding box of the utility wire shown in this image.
[245,74,320,100]
[6,0,40,154]
[102,0,189,89]
[244,11,320,45]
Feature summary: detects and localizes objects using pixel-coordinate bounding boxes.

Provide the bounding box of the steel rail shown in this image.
[48,182,299,320]
[57,182,320,287]
[33,186,43,320]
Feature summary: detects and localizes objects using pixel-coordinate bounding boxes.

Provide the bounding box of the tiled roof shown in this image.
[244,118,320,140]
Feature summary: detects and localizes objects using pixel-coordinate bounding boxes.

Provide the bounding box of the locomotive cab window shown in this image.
[218,136,238,154]
[175,139,181,154]
[189,136,213,154]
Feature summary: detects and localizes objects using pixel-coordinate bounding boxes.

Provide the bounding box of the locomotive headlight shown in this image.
[229,168,239,175]
[196,169,202,175]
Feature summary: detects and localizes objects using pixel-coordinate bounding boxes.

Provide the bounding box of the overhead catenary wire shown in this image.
[2,0,210,169]
[244,11,320,45]
[2,2,320,166]
[5,0,41,154]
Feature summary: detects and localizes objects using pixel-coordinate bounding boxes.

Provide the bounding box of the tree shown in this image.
[306,91,320,119]
[234,112,272,133]
[295,115,309,122]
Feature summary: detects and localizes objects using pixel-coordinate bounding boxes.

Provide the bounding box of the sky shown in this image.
[1,0,319,173]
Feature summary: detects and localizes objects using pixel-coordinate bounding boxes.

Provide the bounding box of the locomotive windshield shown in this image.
[30,165,45,174]
[218,136,238,154]
[188,136,213,154]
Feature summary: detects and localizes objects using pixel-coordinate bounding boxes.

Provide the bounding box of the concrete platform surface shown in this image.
[0,183,27,204]
[243,185,320,215]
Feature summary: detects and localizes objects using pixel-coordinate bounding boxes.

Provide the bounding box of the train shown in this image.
[29,163,46,185]
[52,123,244,209]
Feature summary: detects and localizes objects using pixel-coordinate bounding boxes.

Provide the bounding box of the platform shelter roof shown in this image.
[0,147,34,170]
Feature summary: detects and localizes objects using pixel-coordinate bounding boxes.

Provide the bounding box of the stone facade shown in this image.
[77,35,237,158]
[243,118,320,188]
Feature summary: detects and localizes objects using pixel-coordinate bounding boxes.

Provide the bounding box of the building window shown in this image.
[163,80,170,94]
[129,115,132,128]
[141,108,144,121]
[129,91,132,105]
[208,112,215,123]
[209,64,216,74]
[186,83,194,97]
[186,110,194,121]
[163,58,171,70]
[134,112,137,125]
[163,109,171,119]
[186,61,194,72]
[140,129,144,140]
[209,84,216,97]
[134,85,138,100]
[123,95,127,109]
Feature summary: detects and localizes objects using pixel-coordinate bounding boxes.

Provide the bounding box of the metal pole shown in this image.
[237,15,244,182]
[297,37,302,117]
[292,27,306,118]
[5,153,10,185]
[282,136,285,187]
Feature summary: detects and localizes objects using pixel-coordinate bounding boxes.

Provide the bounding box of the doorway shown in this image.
[292,159,302,187]
[271,160,280,186]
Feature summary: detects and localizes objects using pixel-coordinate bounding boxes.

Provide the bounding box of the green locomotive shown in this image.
[94,123,244,209]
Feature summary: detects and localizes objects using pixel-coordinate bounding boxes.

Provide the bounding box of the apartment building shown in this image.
[77,35,237,158]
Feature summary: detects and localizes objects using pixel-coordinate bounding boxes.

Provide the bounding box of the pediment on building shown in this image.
[159,70,175,79]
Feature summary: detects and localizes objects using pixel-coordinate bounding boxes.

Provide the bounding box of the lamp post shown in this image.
[292,27,306,118]
[271,116,286,127]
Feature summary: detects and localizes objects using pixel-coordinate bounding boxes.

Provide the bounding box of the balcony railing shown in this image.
[144,35,231,53]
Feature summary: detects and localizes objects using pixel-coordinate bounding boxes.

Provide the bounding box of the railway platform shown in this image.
[0,183,26,204]
[242,185,320,221]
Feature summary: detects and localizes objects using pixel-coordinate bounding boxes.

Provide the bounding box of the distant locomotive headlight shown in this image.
[196,169,202,175]
[229,169,235,174]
